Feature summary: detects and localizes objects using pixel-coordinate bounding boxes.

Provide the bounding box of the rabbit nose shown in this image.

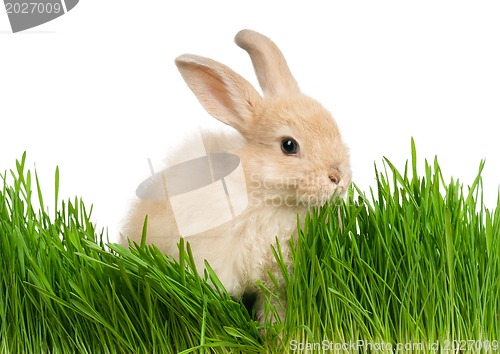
[329,173,340,185]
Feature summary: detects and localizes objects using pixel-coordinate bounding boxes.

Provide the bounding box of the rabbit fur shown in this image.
[121,29,352,323]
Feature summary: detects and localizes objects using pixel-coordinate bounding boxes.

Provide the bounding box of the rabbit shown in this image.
[120,29,352,324]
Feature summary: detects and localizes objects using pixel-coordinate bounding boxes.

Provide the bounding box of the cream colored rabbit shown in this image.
[121,29,351,322]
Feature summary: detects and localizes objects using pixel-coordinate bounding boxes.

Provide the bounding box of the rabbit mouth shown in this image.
[299,188,342,207]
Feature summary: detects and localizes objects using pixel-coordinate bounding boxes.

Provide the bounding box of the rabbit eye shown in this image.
[281,137,299,155]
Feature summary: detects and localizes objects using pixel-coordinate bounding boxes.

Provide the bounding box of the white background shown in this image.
[1,1,499,241]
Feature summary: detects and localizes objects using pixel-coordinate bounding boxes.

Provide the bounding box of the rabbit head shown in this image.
[175,29,351,210]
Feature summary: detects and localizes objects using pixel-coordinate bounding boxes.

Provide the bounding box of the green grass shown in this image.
[1,141,499,353]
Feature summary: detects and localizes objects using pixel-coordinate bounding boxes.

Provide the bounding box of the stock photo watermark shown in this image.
[136,145,346,237]
[289,339,499,352]
[3,0,78,32]
[137,152,248,237]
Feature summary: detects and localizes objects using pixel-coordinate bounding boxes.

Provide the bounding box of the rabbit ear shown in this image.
[175,54,262,133]
[235,29,300,97]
